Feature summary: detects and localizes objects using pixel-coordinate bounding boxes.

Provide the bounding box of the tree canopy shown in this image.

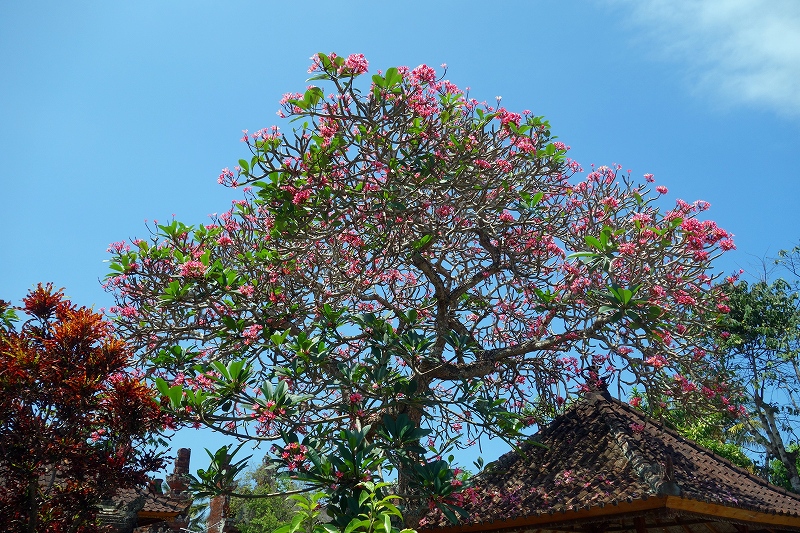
[716,274,800,491]
[0,284,166,533]
[106,52,737,526]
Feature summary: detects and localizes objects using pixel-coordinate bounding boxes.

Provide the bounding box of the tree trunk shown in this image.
[396,380,430,529]
[757,399,800,492]
[26,477,38,533]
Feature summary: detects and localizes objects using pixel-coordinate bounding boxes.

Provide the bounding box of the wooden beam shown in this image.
[423,498,671,533]
[421,496,800,533]
[665,497,800,530]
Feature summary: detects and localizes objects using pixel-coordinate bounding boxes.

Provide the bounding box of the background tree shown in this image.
[106,52,737,526]
[0,284,167,533]
[716,276,800,491]
[770,445,800,492]
[628,388,754,470]
[229,457,298,533]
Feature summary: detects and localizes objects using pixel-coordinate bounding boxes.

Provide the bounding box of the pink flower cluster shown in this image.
[278,442,309,471]
[242,324,263,345]
[343,53,369,75]
[410,64,437,84]
[348,392,363,404]
[645,354,668,369]
[179,260,205,278]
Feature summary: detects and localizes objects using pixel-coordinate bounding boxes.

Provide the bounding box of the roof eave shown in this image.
[421,496,800,533]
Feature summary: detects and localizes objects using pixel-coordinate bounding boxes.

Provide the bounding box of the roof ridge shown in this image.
[586,393,676,497]
[596,394,800,504]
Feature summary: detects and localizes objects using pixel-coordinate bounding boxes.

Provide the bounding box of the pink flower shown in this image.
[512,136,536,153]
[349,393,363,404]
[343,53,369,75]
[651,285,667,298]
[601,196,620,208]
[179,260,205,278]
[495,159,512,173]
[243,324,263,345]
[645,355,668,369]
[119,306,138,318]
[629,397,642,408]
[496,108,521,129]
[656,185,668,194]
[435,205,454,218]
[410,64,437,84]
[499,210,515,223]
[292,189,312,205]
[308,53,322,73]
[239,285,255,297]
[218,167,234,185]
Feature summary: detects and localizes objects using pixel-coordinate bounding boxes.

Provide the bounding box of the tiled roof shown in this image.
[112,486,189,515]
[97,485,190,532]
[421,391,800,531]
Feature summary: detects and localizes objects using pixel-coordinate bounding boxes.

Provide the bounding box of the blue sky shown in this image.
[2,0,799,475]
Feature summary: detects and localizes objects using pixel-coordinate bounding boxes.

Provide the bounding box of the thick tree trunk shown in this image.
[396,380,430,529]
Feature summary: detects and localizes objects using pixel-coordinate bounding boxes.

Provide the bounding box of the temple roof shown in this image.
[421,392,800,532]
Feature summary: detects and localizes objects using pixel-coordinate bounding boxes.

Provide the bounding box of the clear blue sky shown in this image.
[3,0,799,475]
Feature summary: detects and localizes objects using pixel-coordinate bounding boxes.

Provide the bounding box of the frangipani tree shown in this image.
[106,53,736,526]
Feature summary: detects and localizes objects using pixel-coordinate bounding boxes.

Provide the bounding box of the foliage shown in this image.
[769,444,800,491]
[716,275,800,491]
[106,52,736,526]
[276,483,414,533]
[629,389,753,469]
[0,284,166,532]
[229,457,298,533]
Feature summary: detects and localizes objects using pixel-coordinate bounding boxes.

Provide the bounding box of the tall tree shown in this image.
[106,53,736,526]
[717,278,800,491]
[0,284,166,532]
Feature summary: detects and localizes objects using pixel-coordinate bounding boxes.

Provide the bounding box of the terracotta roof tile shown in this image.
[112,486,190,514]
[422,392,800,529]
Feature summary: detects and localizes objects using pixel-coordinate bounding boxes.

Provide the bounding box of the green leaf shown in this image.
[343,518,363,533]
[585,235,603,250]
[155,377,170,396]
[166,384,183,408]
[440,505,458,524]
[384,67,402,87]
[413,234,433,250]
[372,74,386,88]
